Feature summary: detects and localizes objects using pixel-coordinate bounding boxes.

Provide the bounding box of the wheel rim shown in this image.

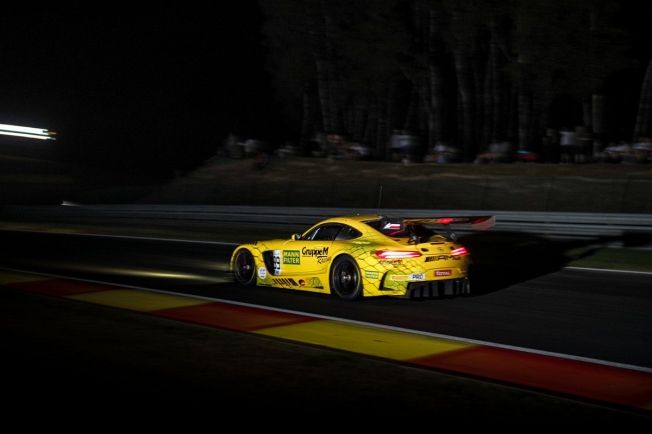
[235,250,254,283]
[334,260,359,296]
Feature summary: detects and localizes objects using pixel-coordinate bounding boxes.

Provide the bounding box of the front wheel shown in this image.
[329,255,363,300]
[233,249,256,286]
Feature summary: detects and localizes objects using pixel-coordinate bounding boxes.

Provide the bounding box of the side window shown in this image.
[335,225,362,241]
[302,226,318,240]
[304,224,342,241]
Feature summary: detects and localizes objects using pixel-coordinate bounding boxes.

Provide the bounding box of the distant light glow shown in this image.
[0,123,56,140]
[0,131,53,140]
[0,124,49,134]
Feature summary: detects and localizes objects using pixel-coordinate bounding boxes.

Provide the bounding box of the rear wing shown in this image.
[402,215,495,231]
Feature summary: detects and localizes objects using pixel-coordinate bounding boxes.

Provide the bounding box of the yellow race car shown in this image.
[230,214,494,300]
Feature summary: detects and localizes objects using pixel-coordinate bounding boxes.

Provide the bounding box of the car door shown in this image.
[279,224,342,275]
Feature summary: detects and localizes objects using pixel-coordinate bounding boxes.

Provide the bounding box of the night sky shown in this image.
[0,3,276,175]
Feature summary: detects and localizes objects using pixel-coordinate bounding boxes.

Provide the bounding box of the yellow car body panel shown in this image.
[230,215,487,299]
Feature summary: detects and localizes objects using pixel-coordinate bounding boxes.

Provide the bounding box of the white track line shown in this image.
[2,265,651,375]
[565,266,652,276]
[0,228,238,246]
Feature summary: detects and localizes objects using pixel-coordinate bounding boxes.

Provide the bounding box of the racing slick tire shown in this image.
[329,255,363,300]
[233,249,256,286]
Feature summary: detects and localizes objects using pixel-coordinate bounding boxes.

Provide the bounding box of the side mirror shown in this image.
[291,233,302,241]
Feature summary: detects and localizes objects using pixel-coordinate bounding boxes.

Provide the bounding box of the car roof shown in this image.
[319,215,381,224]
[312,215,385,237]
[304,215,405,244]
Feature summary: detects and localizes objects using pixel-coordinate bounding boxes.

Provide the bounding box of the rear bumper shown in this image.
[404,278,470,299]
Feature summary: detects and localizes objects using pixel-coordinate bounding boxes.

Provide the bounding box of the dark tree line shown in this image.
[260,0,652,161]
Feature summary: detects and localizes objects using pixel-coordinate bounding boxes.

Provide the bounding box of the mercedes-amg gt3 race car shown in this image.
[231,214,494,299]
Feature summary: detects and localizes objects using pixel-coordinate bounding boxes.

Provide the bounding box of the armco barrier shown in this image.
[8,205,652,242]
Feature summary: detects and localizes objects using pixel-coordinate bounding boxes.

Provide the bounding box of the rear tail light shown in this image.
[374,250,422,259]
[451,246,468,257]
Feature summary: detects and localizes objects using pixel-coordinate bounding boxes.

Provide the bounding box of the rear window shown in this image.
[335,226,362,240]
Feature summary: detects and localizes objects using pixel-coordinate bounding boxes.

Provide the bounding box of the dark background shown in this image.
[1,2,651,178]
[0,3,277,177]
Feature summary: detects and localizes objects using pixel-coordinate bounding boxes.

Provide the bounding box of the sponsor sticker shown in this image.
[273,278,299,286]
[365,270,379,279]
[390,275,408,282]
[308,277,324,289]
[434,269,452,277]
[409,273,425,281]
[283,250,301,265]
[272,250,282,275]
[302,246,329,263]
[257,267,267,279]
[301,247,329,257]
[425,255,452,262]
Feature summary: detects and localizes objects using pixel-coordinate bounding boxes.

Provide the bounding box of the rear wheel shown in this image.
[233,249,256,286]
[330,255,363,300]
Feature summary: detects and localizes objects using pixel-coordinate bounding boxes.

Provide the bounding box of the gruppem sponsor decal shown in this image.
[302,246,329,263]
[301,247,329,257]
[257,267,267,279]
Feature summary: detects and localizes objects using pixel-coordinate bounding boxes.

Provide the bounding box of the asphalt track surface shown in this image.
[1,230,651,369]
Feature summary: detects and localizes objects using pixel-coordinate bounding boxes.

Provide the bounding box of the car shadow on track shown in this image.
[459,230,650,296]
[212,230,650,303]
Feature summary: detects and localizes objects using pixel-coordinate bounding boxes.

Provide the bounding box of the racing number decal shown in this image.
[273,250,282,275]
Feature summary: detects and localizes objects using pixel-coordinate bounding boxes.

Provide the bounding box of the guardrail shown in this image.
[15,204,650,242]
